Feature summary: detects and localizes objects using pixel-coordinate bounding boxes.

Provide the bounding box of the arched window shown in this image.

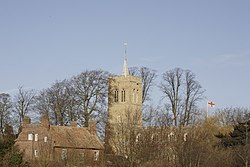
[168,132,175,142]
[114,89,119,102]
[121,89,126,102]
[94,150,99,161]
[151,133,159,142]
[136,133,141,142]
[184,132,188,141]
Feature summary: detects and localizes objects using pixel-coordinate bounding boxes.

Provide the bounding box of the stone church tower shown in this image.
[105,48,142,154]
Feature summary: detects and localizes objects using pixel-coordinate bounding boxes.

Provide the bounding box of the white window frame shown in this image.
[34,134,38,141]
[28,134,33,141]
[94,150,99,161]
[44,136,48,142]
[34,150,38,157]
[61,149,67,160]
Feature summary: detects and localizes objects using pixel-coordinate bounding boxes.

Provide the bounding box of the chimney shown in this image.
[41,114,49,129]
[70,121,78,127]
[88,120,96,135]
[22,116,31,127]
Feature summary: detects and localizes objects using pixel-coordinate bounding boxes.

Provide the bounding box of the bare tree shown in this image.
[214,107,250,126]
[129,66,157,104]
[35,80,74,125]
[182,70,204,126]
[35,90,52,119]
[46,80,73,125]
[159,68,205,127]
[0,93,12,137]
[71,70,109,127]
[14,86,36,133]
[106,108,142,167]
[159,68,182,126]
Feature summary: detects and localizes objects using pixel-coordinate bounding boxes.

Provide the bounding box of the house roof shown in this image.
[49,126,104,150]
[16,119,104,151]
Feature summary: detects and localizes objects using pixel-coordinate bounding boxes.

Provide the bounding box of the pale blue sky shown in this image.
[0,1,250,108]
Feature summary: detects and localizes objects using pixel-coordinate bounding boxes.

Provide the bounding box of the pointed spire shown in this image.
[122,43,129,77]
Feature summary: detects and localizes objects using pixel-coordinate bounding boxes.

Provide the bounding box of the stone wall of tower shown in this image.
[108,75,142,126]
[105,74,142,154]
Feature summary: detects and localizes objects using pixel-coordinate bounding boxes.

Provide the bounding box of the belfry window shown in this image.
[114,89,119,102]
[121,89,126,102]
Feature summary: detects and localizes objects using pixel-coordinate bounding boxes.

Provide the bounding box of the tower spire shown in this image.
[122,43,129,77]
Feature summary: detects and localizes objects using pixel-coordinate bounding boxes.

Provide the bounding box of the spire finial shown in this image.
[124,42,127,56]
[122,43,129,77]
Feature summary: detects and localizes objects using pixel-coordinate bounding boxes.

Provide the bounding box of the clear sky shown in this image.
[0,1,250,108]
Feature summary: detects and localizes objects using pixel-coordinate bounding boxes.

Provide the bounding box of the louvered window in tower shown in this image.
[121,89,126,102]
[114,89,119,102]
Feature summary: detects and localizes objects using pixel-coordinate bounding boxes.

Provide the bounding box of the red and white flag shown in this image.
[207,101,215,107]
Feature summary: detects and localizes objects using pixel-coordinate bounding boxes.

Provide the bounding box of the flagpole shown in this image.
[207,101,215,119]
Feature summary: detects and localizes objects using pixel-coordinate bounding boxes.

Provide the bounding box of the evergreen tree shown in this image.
[217,120,250,147]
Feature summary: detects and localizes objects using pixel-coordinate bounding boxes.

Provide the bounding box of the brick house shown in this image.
[15,115,104,167]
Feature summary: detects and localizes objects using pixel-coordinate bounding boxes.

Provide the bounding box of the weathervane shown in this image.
[124,42,127,56]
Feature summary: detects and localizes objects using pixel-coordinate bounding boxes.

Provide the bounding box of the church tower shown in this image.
[105,45,142,154]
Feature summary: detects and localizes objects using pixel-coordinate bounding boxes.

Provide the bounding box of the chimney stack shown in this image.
[88,120,96,135]
[70,121,78,127]
[41,114,49,129]
[22,116,31,127]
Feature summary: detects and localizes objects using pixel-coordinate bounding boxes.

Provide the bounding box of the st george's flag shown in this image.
[207,101,215,107]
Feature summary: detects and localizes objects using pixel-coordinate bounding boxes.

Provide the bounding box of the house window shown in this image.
[44,136,48,142]
[34,150,38,157]
[28,134,33,141]
[121,89,126,102]
[114,89,119,102]
[61,149,67,160]
[34,134,38,141]
[136,133,141,142]
[151,134,159,142]
[184,133,188,142]
[168,132,175,142]
[94,150,99,161]
[80,152,85,163]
